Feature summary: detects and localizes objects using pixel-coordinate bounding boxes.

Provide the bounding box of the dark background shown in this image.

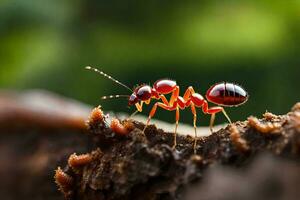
[1,1,299,125]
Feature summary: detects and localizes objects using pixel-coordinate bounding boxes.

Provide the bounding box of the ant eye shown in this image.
[128,94,138,105]
[136,85,152,100]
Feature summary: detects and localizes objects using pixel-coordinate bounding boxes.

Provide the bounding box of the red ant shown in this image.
[85,66,248,152]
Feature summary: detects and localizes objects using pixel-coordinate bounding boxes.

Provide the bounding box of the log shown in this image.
[55,102,300,200]
[1,90,300,200]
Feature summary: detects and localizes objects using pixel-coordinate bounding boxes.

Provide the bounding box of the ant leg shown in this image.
[209,113,216,133]
[135,102,144,112]
[129,110,139,119]
[142,102,174,133]
[169,86,180,106]
[191,103,198,153]
[131,102,144,120]
[131,98,171,120]
[183,86,196,100]
[222,108,232,124]
[208,108,232,132]
[202,101,232,133]
[159,95,169,105]
[145,98,152,105]
[141,94,174,134]
[143,103,158,132]
[173,107,180,149]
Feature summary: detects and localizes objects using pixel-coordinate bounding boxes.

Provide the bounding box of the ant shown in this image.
[85,66,248,152]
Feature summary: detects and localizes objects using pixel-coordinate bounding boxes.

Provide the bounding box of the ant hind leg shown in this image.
[191,103,198,153]
[209,113,216,133]
[222,108,232,124]
[203,101,232,134]
[208,108,232,133]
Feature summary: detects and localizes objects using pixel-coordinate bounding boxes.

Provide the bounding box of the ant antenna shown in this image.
[101,95,130,100]
[85,66,133,92]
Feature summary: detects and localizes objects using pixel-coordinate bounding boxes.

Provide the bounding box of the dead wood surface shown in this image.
[1,90,300,200]
[57,103,300,200]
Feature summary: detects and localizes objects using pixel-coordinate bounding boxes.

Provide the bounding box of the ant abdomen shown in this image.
[206,82,248,107]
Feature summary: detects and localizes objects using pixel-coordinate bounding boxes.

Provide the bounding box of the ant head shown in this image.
[128,93,138,106]
[128,85,152,106]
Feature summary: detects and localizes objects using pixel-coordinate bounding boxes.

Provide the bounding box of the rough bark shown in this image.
[1,90,300,200]
[56,103,300,200]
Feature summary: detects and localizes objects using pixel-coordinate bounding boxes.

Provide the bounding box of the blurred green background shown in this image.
[1,1,299,125]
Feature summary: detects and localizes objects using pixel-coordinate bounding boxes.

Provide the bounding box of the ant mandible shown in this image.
[85,66,248,152]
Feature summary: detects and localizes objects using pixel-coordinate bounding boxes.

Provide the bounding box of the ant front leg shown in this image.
[128,102,144,119]
[143,101,180,149]
[129,110,139,119]
[135,102,144,112]
[141,95,169,128]
[135,95,167,114]
[202,101,232,133]
[142,102,174,133]
[139,95,171,133]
